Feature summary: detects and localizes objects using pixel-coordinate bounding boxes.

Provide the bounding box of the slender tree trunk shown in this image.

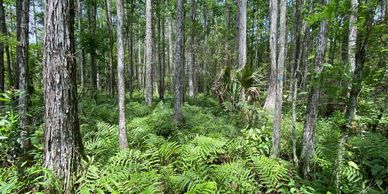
[16,0,31,151]
[290,0,303,164]
[346,0,358,101]
[264,0,278,111]
[117,0,129,149]
[77,0,85,88]
[145,0,153,105]
[161,14,166,97]
[105,0,115,96]
[237,0,247,69]
[188,0,196,97]
[173,0,185,124]
[168,17,174,93]
[271,0,286,158]
[0,0,4,94]
[88,1,97,100]
[43,0,84,192]
[382,0,387,20]
[128,0,135,96]
[300,0,330,177]
[157,0,164,100]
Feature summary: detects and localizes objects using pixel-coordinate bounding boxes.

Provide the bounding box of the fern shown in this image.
[186,181,217,194]
[250,156,290,193]
[210,161,257,193]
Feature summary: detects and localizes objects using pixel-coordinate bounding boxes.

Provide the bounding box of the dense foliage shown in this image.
[1,91,387,193]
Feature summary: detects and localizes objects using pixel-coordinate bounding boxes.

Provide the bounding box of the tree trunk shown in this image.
[0,0,4,93]
[16,0,31,151]
[290,0,304,164]
[117,0,129,149]
[237,0,247,69]
[173,0,185,124]
[346,0,358,100]
[157,0,164,100]
[105,0,115,96]
[188,0,196,97]
[168,17,174,93]
[88,0,97,99]
[271,0,286,158]
[43,0,84,192]
[77,0,85,88]
[161,14,166,98]
[263,0,278,112]
[300,0,329,177]
[145,0,153,105]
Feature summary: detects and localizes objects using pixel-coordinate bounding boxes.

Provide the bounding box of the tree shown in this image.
[117,0,129,149]
[271,0,287,158]
[237,0,247,69]
[77,0,85,88]
[87,0,97,99]
[263,0,278,111]
[0,0,4,93]
[346,0,358,98]
[145,0,153,105]
[300,0,330,177]
[290,0,304,164]
[105,0,115,96]
[173,0,184,124]
[43,0,84,192]
[188,0,196,97]
[16,0,31,151]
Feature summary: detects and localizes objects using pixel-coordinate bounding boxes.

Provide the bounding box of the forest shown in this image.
[0,0,387,193]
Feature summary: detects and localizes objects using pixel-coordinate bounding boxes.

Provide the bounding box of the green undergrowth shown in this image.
[1,91,387,193]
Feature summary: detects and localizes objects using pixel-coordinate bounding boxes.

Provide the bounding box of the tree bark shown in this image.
[173,0,185,124]
[271,0,286,158]
[77,0,85,88]
[43,0,84,192]
[168,17,174,93]
[237,0,247,69]
[16,0,31,151]
[0,0,4,93]
[105,0,115,96]
[87,0,97,99]
[145,0,153,105]
[346,0,358,100]
[263,0,278,112]
[300,0,330,177]
[188,0,196,97]
[157,0,165,100]
[117,0,129,149]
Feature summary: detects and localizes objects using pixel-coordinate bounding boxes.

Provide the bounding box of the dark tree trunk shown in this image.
[16,0,31,151]
[145,0,153,105]
[88,0,97,99]
[77,0,85,88]
[173,0,185,124]
[43,0,84,192]
[157,0,165,100]
[300,0,330,177]
[0,0,4,93]
[290,0,304,164]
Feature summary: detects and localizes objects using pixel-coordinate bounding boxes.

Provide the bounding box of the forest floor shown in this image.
[1,91,387,193]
